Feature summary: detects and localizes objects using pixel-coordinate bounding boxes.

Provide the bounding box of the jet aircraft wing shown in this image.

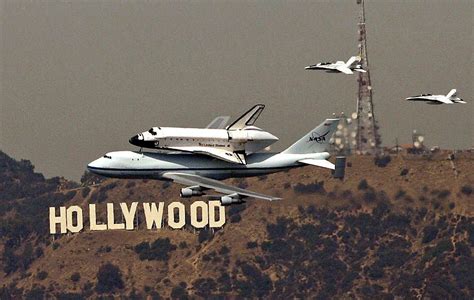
[162,172,280,201]
[166,146,246,164]
[336,66,353,74]
[206,116,231,129]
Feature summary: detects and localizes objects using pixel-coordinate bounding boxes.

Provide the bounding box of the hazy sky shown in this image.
[1,0,472,181]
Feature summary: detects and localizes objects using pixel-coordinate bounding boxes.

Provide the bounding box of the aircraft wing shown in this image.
[206,116,231,129]
[437,97,453,104]
[162,172,280,201]
[336,66,353,74]
[166,146,246,164]
[298,159,335,170]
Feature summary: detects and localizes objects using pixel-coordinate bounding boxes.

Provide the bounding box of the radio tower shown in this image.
[355,0,381,154]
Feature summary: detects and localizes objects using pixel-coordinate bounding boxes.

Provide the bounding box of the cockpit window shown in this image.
[103,155,112,159]
[148,128,157,135]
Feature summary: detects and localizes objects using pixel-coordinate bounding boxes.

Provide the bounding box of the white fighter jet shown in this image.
[88,118,342,205]
[129,104,278,165]
[305,56,366,75]
[406,89,466,105]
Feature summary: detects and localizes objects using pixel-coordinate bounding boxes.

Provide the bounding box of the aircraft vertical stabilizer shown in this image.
[282,119,339,154]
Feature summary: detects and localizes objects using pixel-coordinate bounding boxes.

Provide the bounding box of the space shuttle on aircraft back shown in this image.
[129,105,279,165]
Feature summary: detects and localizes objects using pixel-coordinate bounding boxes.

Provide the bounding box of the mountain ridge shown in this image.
[0,150,472,298]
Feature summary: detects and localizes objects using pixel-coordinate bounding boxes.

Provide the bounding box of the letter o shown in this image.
[66,206,83,233]
[167,202,185,229]
[190,201,208,228]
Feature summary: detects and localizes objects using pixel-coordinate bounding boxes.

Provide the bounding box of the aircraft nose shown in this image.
[129,134,143,146]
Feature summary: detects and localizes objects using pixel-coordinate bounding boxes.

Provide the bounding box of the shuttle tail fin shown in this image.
[227,104,265,130]
[282,119,339,154]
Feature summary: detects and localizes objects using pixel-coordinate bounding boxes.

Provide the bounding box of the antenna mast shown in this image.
[355,0,382,154]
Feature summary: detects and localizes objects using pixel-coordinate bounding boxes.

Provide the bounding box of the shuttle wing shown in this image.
[166,146,246,164]
[162,172,280,201]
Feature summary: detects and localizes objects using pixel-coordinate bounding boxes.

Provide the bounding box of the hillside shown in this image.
[0,150,473,299]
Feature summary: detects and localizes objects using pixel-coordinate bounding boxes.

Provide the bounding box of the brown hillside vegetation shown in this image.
[0,151,473,299]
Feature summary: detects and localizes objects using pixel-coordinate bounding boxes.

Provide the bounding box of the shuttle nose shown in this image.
[129,133,156,149]
[129,134,144,146]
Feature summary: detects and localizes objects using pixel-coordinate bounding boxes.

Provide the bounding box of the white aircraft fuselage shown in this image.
[405,95,465,105]
[88,150,330,180]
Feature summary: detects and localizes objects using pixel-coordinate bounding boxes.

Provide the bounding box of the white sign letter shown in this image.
[89,204,107,231]
[107,203,125,230]
[120,202,138,230]
[49,207,67,234]
[209,201,226,228]
[190,201,208,228]
[143,202,164,229]
[167,202,185,229]
[66,206,83,233]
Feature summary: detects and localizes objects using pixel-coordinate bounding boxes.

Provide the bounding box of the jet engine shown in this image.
[180,187,203,198]
[220,193,244,206]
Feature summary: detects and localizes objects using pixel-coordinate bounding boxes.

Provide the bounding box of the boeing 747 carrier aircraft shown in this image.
[88,118,341,205]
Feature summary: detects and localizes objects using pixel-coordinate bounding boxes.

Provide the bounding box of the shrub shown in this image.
[198,229,213,244]
[358,179,369,190]
[421,225,438,244]
[81,187,91,198]
[437,190,451,199]
[71,272,81,282]
[247,241,258,249]
[395,190,406,200]
[65,190,76,200]
[293,181,326,194]
[374,155,391,167]
[37,271,48,280]
[219,246,230,255]
[134,238,177,261]
[460,185,472,196]
[171,285,188,299]
[95,263,124,293]
[230,214,242,223]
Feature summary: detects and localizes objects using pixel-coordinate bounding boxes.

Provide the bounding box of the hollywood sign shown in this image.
[49,201,226,234]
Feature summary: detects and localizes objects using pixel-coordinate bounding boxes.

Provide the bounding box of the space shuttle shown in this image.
[129,104,279,164]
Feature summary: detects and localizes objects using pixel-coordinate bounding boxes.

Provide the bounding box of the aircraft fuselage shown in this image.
[87,151,330,180]
[129,127,278,154]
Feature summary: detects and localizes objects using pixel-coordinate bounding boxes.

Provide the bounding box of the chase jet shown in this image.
[305,56,366,75]
[129,105,278,165]
[88,117,342,205]
[406,89,466,105]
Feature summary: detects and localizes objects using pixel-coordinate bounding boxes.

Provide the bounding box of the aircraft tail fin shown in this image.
[282,119,339,154]
[227,104,265,130]
[446,89,457,98]
[345,56,360,68]
[206,116,230,129]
